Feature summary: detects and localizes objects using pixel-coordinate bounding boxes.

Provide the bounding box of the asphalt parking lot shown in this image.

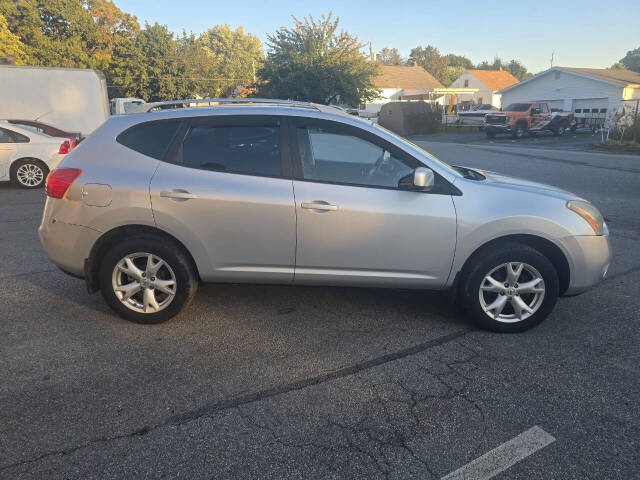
[1,135,639,479]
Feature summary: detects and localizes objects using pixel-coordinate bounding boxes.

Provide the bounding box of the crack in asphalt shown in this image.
[232,338,488,480]
[0,328,471,473]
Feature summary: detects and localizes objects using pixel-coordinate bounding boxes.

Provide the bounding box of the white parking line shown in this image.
[441,426,556,480]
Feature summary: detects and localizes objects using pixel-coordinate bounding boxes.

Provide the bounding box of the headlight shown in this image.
[567,200,605,235]
[506,115,514,122]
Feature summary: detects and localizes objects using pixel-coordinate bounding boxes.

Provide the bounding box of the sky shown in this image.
[116,0,638,73]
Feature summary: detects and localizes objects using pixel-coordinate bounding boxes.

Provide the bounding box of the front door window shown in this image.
[296,127,413,188]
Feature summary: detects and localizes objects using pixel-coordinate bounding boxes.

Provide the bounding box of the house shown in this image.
[498,67,640,116]
[448,69,519,108]
[360,63,444,116]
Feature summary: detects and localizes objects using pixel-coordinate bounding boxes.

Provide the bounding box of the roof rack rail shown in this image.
[126,97,348,115]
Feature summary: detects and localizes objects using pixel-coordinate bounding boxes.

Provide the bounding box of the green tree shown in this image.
[258,13,380,105]
[408,45,448,83]
[378,47,404,65]
[407,46,475,86]
[620,47,640,72]
[0,11,28,63]
[139,22,194,101]
[610,62,626,70]
[446,54,473,69]
[198,25,264,97]
[476,57,531,81]
[506,59,532,81]
[0,0,101,67]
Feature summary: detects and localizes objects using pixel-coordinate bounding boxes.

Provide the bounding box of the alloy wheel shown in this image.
[478,262,545,323]
[111,252,177,313]
[16,163,44,187]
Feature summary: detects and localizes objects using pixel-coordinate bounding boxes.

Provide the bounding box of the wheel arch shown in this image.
[85,224,201,293]
[457,234,571,296]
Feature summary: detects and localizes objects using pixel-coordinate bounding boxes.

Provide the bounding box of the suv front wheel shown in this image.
[461,242,559,332]
[99,236,198,324]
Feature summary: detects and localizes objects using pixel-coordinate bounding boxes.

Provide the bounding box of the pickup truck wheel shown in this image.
[486,131,496,139]
[512,123,526,139]
[461,242,559,333]
[99,235,198,324]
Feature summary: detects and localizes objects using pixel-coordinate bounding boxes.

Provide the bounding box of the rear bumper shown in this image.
[38,216,100,278]
[559,233,611,296]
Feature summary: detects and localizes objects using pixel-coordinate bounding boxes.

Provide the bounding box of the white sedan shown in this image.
[0,121,69,189]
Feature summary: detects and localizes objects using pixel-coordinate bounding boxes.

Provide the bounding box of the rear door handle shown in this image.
[160,189,198,200]
[301,201,338,211]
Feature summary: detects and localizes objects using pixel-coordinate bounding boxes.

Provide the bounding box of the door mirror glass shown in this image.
[413,167,435,190]
[399,167,435,191]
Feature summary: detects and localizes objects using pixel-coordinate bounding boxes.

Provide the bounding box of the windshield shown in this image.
[503,103,531,112]
[372,122,460,177]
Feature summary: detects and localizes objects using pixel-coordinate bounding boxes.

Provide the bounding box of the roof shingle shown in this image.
[374,65,443,89]
[559,67,640,85]
[468,69,519,91]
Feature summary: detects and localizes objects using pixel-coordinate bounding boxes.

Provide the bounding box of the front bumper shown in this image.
[559,233,611,296]
[485,124,513,132]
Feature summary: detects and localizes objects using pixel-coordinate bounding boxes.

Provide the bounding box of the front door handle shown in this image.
[301,201,338,212]
[160,189,198,200]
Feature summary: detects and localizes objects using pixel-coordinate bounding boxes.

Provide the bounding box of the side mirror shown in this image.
[413,167,435,190]
[399,167,435,191]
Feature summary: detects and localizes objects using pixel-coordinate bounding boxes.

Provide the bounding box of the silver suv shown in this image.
[38,99,611,332]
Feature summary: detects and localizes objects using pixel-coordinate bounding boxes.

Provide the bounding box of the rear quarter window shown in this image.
[116,119,182,160]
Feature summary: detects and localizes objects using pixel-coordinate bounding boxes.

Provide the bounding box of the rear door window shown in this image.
[117,119,182,159]
[0,128,28,143]
[180,124,281,177]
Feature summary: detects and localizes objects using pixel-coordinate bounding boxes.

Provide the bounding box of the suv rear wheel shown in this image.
[99,236,198,324]
[461,242,559,332]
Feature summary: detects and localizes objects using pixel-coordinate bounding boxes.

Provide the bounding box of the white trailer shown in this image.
[0,65,145,137]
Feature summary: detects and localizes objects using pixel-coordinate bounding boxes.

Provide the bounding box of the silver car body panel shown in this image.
[38,104,611,297]
[292,180,456,288]
[150,161,296,283]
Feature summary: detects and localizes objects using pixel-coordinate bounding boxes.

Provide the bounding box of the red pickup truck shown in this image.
[484,101,574,139]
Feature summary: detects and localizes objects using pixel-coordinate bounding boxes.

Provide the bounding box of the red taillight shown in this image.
[70,138,77,149]
[45,168,82,199]
[59,140,71,154]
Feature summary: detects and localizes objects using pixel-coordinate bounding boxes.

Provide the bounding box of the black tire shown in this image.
[98,235,198,324]
[11,158,48,189]
[511,123,526,139]
[486,130,496,139]
[460,242,559,333]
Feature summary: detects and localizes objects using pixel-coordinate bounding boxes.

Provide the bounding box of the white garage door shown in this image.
[573,98,609,113]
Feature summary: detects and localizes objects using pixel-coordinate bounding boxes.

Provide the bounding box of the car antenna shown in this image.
[34,110,51,122]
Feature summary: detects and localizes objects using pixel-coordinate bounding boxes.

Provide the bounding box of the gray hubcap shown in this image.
[16,163,44,187]
[112,252,177,314]
[479,262,545,323]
